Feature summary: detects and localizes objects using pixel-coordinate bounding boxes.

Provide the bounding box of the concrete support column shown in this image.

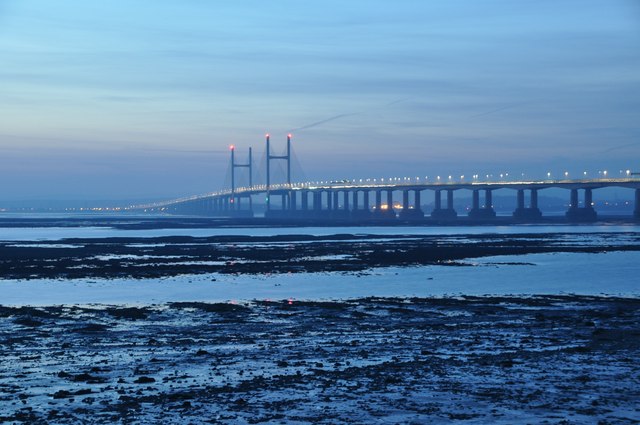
[333,191,339,210]
[432,189,457,220]
[566,188,596,222]
[387,190,393,211]
[470,189,496,219]
[585,188,593,208]
[399,189,424,220]
[343,191,349,211]
[447,190,454,210]
[485,189,492,208]
[327,191,333,211]
[290,191,297,211]
[375,190,382,210]
[570,189,579,208]
[635,189,640,219]
[281,194,287,210]
[517,190,524,209]
[402,190,409,211]
[352,190,372,218]
[314,192,322,211]
[301,191,308,211]
[473,190,480,210]
[513,188,541,221]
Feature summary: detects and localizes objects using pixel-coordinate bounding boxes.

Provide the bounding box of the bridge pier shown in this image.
[373,190,394,218]
[399,190,424,220]
[468,189,496,219]
[369,189,395,218]
[635,189,640,220]
[566,188,597,222]
[328,190,347,219]
[313,191,322,214]
[431,189,457,220]
[290,191,297,212]
[329,191,345,219]
[352,190,372,219]
[513,189,542,220]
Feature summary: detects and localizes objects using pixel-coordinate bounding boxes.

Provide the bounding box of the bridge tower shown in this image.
[230,145,253,216]
[265,134,292,214]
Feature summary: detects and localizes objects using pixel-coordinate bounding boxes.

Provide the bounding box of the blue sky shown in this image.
[0,0,639,200]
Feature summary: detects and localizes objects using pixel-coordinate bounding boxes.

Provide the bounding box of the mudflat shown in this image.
[1,232,639,279]
[1,296,639,424]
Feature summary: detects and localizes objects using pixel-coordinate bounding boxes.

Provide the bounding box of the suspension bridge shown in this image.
[130,135,640,222]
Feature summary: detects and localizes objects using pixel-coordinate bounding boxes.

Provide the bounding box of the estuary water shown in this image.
[1,223,638,305]
[1,223,639,241]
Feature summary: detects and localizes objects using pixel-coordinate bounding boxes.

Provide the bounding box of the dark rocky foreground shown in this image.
[1,232,639,279]
[1,296,639,424]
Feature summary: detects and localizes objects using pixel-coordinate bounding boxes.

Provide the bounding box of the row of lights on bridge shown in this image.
[227,134,634,191]
[228,169,634,191]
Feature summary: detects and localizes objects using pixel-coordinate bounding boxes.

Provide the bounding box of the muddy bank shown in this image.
[0,295,638,424]
[1,232,639,279]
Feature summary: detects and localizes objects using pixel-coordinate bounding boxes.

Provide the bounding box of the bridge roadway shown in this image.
[131,177,640,222]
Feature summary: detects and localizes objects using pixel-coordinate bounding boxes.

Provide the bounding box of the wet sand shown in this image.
[1,296,639,424]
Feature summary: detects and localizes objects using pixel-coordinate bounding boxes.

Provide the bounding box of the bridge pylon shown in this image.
[265,134,292,217]
[229,145,253,217]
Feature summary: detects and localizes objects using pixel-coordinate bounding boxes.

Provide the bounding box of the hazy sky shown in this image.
[1,0,639,201]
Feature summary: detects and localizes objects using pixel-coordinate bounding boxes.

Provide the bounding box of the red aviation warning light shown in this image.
[288,133,292,139]
[229,145,235,150]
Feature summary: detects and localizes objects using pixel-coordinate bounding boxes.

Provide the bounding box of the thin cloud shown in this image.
[290,98,409,132]
[469,102,531,118]
[290,113,358,132]
[601,142,640,153]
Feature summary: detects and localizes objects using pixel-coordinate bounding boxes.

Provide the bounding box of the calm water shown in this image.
[1,223,638,305]
[1,223,639,241]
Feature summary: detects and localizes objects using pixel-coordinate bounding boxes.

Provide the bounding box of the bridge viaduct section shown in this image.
[134,135,640,221]
[150,182,640,222]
